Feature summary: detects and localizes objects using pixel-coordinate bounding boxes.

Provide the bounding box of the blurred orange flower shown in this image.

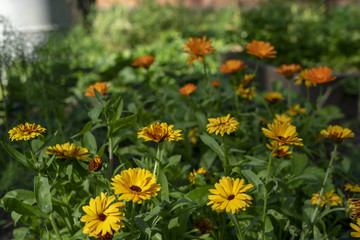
[85,82,111,97]
[275,64,302,77]
[304,66,336,84]
[246,40,277,59]
[220,59,247,74]
[131,55,154,68]
[211,80,220,87]
[179,83,197,95]
[183,35,216,66]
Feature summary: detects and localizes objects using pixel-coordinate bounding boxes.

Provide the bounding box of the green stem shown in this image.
[203,57,209,85]
[131,201,136,237]
[310,144,338,224]
[153,143,162,176]
[222,136,228,174]
[287,79,292,107]
[27,141,37,164]
[108,136,114,179]
[306,87,310,103]
[261,144,278,240]
[49,213,63,240]
[254,61,259,76]
[234,214,245,240]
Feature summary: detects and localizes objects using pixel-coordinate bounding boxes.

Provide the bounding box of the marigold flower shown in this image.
[311,190,343,207]
[264,92,284,103]
[240,74,255,87]
[189,167,207,184]
[295,69,315,87]
[88,155,102,172]
[236,86,256,100]
[211,80,220,87]
[246,40,277,59]
[288,104,306,116]
[274,114,292,124]
[274,64,302,77]
[111,168,161,204]
[206,114,239,136]
[131,55,154,68]
[262,120,303,146]
[85,82,111,97]
[207,176,253,214]
[179,83,197,95]
[188,127,200,144]
[346,198,360,220]
[8,123,46,141]
[80,192,126,238]
[304,66,336,85]
[345,183,360,193]
[183,35,216,66]
[320,125,354,143]
[220,59,247,74]
[138,122,183,143]
[266,141,293,158]
[46,143,90,162]
[350,219,360,238]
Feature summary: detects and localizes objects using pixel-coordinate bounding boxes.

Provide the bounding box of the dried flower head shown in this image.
[305,66,336,85]
[183,35,216,66]
[206,114,239,136]
[220,59,247,74]
[8,123,46,141]
[131,55,154,68]
[179,83,197,95]
[246,40,277,59]
[262,120,303,146]
[88,155,102,172]
[264,92,284,103]
[85,82,111,97]
[275,64,302,77]
[46,143,90,162]
[320,125,354,143]
[138,122,183,143]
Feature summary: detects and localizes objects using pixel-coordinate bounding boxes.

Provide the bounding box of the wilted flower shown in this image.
[266,141,293,158]
[189,167,208,184]
[320,125,354,143]
[262,120,303,146]
[246,40,277,59]
[179,83,197,95]
[304,66,336,85]
[46,143,90,162]
[138,122,183,143]
[264,92,284,103]
[8,123,46,141]
[236,86,256,100]
[274,64,302,77]
[311,190,343,207]
[206,114,239,136]
[183,35,216,66]
[345,183,360,193]
[131,55,154,68]
[288,104,306,116]
[88,155,102,172]
[85,82,110,97]
[220,59,247,74]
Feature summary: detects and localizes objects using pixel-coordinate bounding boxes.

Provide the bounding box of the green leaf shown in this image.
[88,104,104,123]
[291,153,308,175]
[133,158,147,169]
[2,189,35,202]
[108,113,137,137]
[13,227,29,240]
[1,142,29,168]
[199,135,224,160]
[168,217,179,229]
[94,88,106,105]
[71,121,93,139]
[244,155,267,166]
[82,131,97,154]
[163,155,182,171]
[35,131,58,155]
[2,198,47,218]
[158,171,169,202]
[135,218,152,238]
[186,186,212,205]
[241,169,264,189]
[313,225,322,239]
[34,176,53,214]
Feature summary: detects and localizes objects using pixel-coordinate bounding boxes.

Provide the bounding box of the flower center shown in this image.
[130,185,142,192]
[227,194,235,200]
[98,213,107,221]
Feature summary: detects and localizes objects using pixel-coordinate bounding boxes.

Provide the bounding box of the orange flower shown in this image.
[85,82,110,97]
[220,59,247,74]
[179,83,197,95]
[304,66,336,84]
[275,64,302,77]
[183,35,216,66]
[131,55,154,68]
[246,40,277,59]
[211,80,220,87]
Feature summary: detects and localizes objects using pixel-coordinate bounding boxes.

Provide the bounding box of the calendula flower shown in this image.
[111,168,161,204]
[8,123,46,141]
[220,59,247,74]
[350,219,360,238]
[46,143,90,162]
[246,40,277,59]
[183,35,216,66]
[266,141,293,158]
[236,85,256,100]
[320,125,354,143]
[138,122,183,143]
[304,66,336,85]
[131,55,154,68]
[311,190,343,207]
[274,64,302,77]
[195,218,214,235]
[345,183,360,192]
[207,176,253,214]
[88,155,102,172]
[80,192,126,238]
[179,83,197,95]
[211,80,220,87]
[85,82,111,97]
[188,127,200,144]
[240,74,255,87]
[295,69,315,87]
[206,114,239,136]
[274,114,292,124]
[264,92,284,103]
[288,104,306,116]
[262,120,303,146]
[189,167,208,184]
[346,198,360,220]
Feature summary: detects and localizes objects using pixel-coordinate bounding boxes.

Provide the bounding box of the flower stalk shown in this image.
[108,135,114,179]
[49,213,63,240]
[222,136,228,175]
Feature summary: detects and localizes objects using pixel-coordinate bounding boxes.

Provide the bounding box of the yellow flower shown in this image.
[264,92,284,103]
[111,168,161,204]
[220,59,247,74]
[304,66,336,85]
[207,176,253,214]
[274,64,302,77]
[346,198,360,220]
[262,120,303,146]
[137,122,183,143]
[183,35,216,66]
[266,141,293,158]
[294,69,315,87]
[211,80,220,87]
[189,167,207,184]
[179,83,197,95]
[188,127,200,144]
[88,155,102,172]
[85,82,110,97]
[274,114,292,124]
[236,85,256,100]
[288,104,306,116]
[80,192,126,238]
[131,55,154,68]
[350,219,360,238]
[206,114,239,136]
[311,190,343,207]
[240,74,255,87]
[46,143,90,162]
[246,40,277,59]
[320,125,354,143]
[345,183,360,192]
[8,123,46,141]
